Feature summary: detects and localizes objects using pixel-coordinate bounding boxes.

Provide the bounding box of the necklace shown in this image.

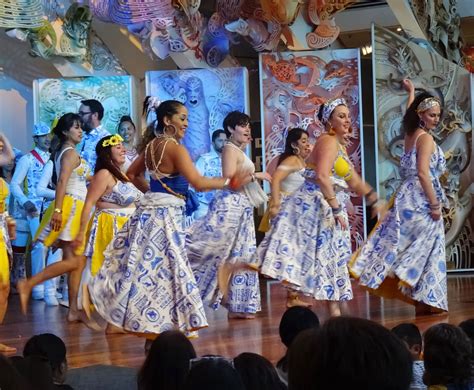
[227,139,245,149]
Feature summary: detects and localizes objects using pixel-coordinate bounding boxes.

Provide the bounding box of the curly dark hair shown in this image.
[423,323,472,386]
[277,128,309,165]
[95,135,129,182]
[401,92,443,135]
[289,317,412,390]
[138,100,184,153]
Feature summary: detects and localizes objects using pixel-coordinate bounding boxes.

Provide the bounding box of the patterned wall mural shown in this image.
[33,75,135,133]
[146,67,249,161]
[373,24,473,271]
[259,49,365,249]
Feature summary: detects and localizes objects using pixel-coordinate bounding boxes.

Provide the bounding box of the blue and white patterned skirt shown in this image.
[257,180,353,301]
[349,178,447,311]
[187,190,261,314]
[89,192,208,336]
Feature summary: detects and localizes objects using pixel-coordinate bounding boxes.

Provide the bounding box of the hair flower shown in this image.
[102,134,124,148]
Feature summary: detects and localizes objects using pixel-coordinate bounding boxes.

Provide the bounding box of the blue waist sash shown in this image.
[150,176,199,216]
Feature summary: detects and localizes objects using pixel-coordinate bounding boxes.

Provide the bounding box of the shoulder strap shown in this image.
[413,132,425,147]
[225,142,244,154]
[30,150,46,165]
[56,147,74,164]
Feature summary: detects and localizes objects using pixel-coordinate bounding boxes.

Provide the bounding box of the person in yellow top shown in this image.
[17,113,90,323]
[0,133,17,352]
[257,98,380,317]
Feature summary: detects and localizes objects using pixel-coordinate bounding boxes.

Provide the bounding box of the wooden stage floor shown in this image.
[1,274,474,368]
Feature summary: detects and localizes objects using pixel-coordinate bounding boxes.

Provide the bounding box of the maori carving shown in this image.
[408,0,464,64]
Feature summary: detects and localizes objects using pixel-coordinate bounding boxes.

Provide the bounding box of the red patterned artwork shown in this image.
[259,49,365,249]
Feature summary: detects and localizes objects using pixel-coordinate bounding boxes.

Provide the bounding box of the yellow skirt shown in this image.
[257,192,291,233]
[35,194,85,254]
[84,208,134,276]
[0,215,10,286]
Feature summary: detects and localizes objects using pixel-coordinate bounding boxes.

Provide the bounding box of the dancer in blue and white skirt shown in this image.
[350,80,448,314]
[258,99,378,316]
[257,128,314,308]
[187,111,271,319]
[87,101,235,346]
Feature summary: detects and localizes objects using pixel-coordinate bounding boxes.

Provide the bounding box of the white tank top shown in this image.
[280,168,305,193]
[225,142,267,207]
[55,147,89,199]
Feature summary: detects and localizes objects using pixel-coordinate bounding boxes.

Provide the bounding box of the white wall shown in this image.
[0,75,34,153]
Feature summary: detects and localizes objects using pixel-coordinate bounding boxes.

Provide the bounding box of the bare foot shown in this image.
[82,283,92,320]
[105,323,127,335]
[67,310,81,323]
[68,310,102,331]
[228,312,255,320]
[0,343,16,353]
[16,280,31,315]
[286,292,312,308]
[329,302,341,317]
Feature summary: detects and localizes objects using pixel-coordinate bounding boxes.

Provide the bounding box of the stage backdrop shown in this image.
[33,76,136,134]
[259,49,366,249]
[373,24,473,271]
[145,68,250,161]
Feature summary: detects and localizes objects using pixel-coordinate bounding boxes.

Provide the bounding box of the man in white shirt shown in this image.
[10,123,57,304]
[78,99,110,171]
[193,129,227,219]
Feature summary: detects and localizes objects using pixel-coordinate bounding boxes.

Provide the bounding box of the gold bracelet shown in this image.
[54,208,62,214]
[325,195,336,201]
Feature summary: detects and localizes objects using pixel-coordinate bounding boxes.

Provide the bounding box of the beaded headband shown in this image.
[416,97,440,113]
[102,134,123,147]
[321,98,347,124]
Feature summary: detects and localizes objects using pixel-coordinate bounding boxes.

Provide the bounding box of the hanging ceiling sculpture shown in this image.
[373,24,473,271]
[259,49,366,250]
[305,0,355,49]
[407,0,464,64]
[5,3,126,74]
[0,0,44,29]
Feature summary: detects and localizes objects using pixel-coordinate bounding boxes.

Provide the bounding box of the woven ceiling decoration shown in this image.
[90,0,175,25]
[0,0,45,29]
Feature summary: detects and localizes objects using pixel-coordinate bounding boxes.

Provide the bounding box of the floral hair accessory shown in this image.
[102,134,124,148]
[321,97,347,125]
[416,97,441,113]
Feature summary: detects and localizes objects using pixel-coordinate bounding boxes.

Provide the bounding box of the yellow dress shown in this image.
[35,152,89,254]
[0,178,11,285]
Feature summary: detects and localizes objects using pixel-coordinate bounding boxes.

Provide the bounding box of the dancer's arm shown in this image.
[50,150,77,232]
[73,170,114,251]
[173,144,229,191]
[402,79,415,109]
[416,133,441,220]
[0,133,14,166]
[347,171,379,217]
[311,135,347,229]
[127,153,150,193]
[222,145,270,185]
[269,157,298,218]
